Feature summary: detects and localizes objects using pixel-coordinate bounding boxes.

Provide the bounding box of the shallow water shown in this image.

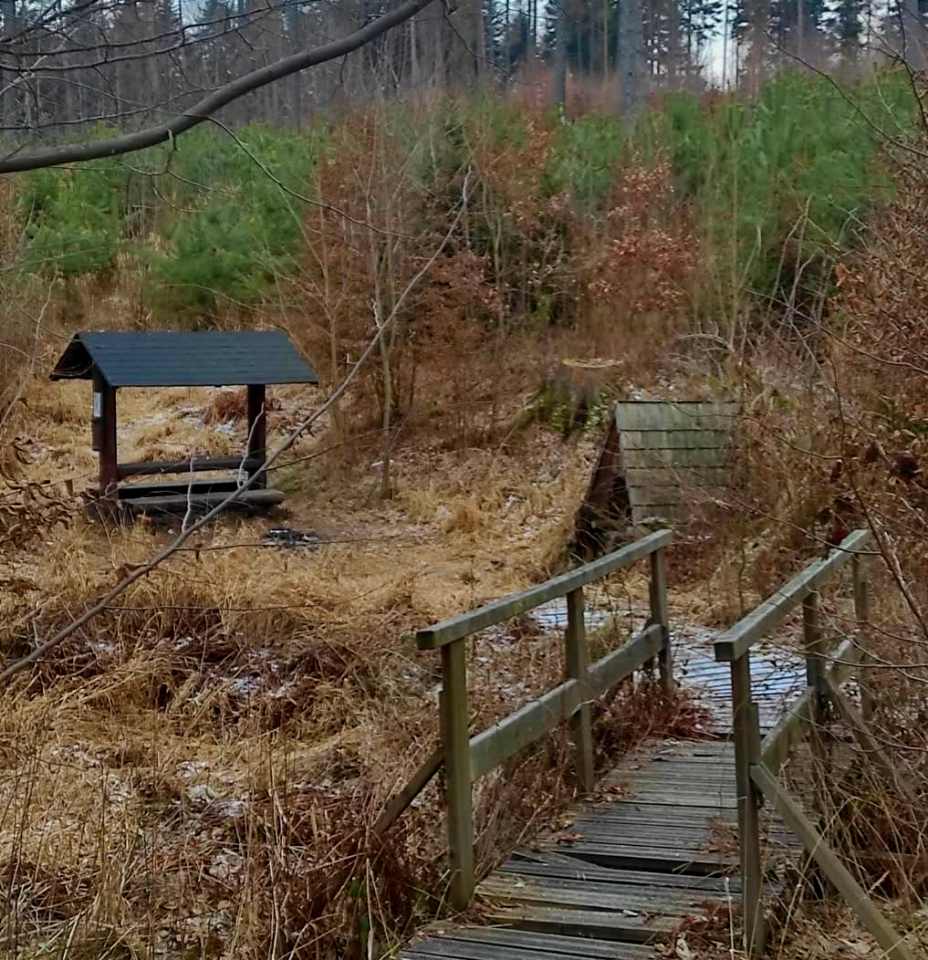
[530,596,807,734]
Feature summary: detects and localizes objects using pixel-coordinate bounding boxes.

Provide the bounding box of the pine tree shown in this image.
[830,0,865,60]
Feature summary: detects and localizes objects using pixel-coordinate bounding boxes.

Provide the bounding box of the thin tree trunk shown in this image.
[554,0,567,106]
[618,0,644,113]
[901,0,926,69]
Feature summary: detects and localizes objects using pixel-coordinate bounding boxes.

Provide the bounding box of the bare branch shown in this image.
[0,0,439,173]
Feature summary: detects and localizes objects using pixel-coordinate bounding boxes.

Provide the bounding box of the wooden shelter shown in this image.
[50,330,318,516]
[575,399,739,555]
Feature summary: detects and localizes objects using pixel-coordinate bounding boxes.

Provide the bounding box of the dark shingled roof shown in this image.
[50,330,319,387]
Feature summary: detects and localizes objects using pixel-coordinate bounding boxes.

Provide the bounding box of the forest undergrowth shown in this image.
[2,67,928,958]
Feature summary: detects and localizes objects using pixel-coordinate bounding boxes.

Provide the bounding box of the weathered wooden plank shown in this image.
[483,903,674,943]
[567,818,741,841]
[588,625,663,697]
[121,488,284,513]
[714,529,871,663]
[417,531,672,650]
[621,430,734,451]
[616,401,740,432]
[628,486,684,507]
[630,504,684,525]
[573,808,735,830]
[579,799,738,820]
[751,765,916,960]
[498,858,743,893]
[624,467,729,487]
[469,679,582,781]
[414,926,654,960]
[623,447,730,469]
[479,875,723,915]
[117,455,262,478]
[534,840,737,874]
[403,940,643,960]
[453,927,653,960]
[560,827,737,853]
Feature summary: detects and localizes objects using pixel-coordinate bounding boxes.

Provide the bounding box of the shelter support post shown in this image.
[246,384,267,489]
[93,369,118,498]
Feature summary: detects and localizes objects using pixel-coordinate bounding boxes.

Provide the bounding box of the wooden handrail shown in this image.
[419,530,673,910]
[714,529,871,663]
[715,528,911,960]
[416,529,672,650]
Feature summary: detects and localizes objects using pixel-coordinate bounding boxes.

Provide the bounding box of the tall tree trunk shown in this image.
[745,0,767,94]
[901,0,926,69]
[554,0,567,106]
[618,0,645,113]
[796,0,806,61]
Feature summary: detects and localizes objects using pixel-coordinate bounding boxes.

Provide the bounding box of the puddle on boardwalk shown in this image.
[531,597,807,735]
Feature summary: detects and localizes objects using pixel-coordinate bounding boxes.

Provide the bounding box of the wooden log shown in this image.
[441,640,474,910]
[566,588,594,793]
[417,530,672,650]
[714,530,871,663]
[731,656,766,956]
[751,765,916,960]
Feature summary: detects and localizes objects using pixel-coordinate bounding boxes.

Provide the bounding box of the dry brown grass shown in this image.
[3,357,656,958]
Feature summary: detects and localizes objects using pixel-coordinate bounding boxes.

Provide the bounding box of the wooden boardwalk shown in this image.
[400,527,915,960]
[402,739,794,959]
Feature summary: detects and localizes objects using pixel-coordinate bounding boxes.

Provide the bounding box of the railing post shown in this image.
[650,547,673,691]
[803,590,831,815]
[852,554,875,722]
[803,591,827,710]
[566,587,595,793]
[731,654,765,956]
[440,639,474,910]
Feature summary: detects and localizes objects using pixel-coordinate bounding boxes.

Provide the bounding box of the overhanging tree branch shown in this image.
[0,0,439,174]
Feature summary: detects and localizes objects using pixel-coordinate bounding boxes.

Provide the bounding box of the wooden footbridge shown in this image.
[388,529,915,960]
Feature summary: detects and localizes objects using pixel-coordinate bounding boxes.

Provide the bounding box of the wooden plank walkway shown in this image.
[401,740,797,959]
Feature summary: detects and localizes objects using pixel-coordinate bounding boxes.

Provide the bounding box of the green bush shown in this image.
[145,126,322,323]
[638,70,916,311]
[544,113,624,212]
[18,158,128,276]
